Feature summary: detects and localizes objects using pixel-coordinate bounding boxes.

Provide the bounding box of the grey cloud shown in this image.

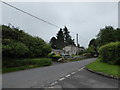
[2,2,118,47]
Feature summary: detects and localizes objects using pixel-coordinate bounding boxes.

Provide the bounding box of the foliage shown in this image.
[2,25,52,58]
[47,53,55,58]
[3,58,52,73]
[82,53,92,58]
[50,37,57,49]
[51,55,62,62]
[88,39,97,47]
[88,26,120,57]
[86,45,98,57]
[56,28,65,49]
[86,59,120,77]
[63,26,74,46]
[2,39,29,58]
[50,26,75,49]
[3,58,52,68]
[96,26,120,47]
[99,42,120,65]
[78,50,85,55]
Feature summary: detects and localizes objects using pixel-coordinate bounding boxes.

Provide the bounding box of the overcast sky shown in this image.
[1,2,118,48]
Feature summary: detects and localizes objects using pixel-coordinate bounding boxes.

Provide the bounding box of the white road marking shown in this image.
[50,81,57,86]
[66,74,71,77]
[54,81,58,84]
[59,77,65,81]
[71,72,76,74]
[78,67,84,71]
[50,83,55,86]
[50,67,85,86]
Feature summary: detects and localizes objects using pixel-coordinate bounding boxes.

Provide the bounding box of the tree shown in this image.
[49,26,75,49]
[2,25,52,58]
[87,26,120,57]
[50,37,57,49]
[88,39,97,47]
[63,26,74,46]
[56,28,64,49]
[96,26,116,46]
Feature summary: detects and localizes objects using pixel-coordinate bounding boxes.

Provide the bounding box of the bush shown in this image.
[79,50,85,55]
[2,39,29,58]
[3,58,52,68]
[33,58,52,66]
[52,55,62,62]
[2,25,52,58]
[99,42,120,65]
[47,53,55,58]
[82,53,92,58]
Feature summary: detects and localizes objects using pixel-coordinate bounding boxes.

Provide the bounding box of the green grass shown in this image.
[3,58,52,73]
[86,59,120,77]
[2,65,44,73]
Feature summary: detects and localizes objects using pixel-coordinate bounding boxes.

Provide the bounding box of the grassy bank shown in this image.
[86,59,120,77]
[3,58,52,73]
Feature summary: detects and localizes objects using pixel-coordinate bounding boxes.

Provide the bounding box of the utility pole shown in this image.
[76,33,78,47]
[76,33,79,55]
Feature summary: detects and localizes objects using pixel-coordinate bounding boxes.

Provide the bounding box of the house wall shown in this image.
[63,45,78,55]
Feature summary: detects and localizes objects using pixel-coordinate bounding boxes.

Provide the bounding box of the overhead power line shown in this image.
[1,1,88,46]
[1,1,60,28]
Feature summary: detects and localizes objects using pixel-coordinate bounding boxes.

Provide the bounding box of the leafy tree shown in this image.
[88,39,97,47]
[96,26,116,46]
[50,37,57,49]
[115,28,120,41]
[50,26,75,49]
[88,38,98,56]
[88,26,120,57]
[2,25,52,59]
[63,26,74,46]
[2,39,29,58]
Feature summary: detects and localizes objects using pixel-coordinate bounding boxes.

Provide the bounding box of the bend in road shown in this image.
[3,58,96,88]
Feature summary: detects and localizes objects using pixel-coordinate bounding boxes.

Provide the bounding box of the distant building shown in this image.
[63,45,78,55]
[52,49,64,55]
[63,45,85,55]
[52,45,85,56]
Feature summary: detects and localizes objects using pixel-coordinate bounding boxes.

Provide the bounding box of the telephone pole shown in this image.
[76,33,79,55]
[76,33,78,47]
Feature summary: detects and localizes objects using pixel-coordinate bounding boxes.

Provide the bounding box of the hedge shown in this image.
[99,42,120,65]
[3,58,52,68]
[51,55,62,62]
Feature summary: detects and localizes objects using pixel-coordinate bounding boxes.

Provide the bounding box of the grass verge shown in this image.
[86,59,120,77]
[67,57,90,62]
[3,58,52,73]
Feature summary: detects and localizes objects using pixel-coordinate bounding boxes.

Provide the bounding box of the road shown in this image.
[2,58,95,88]
[47,68,118,88]
[2,58,118,88]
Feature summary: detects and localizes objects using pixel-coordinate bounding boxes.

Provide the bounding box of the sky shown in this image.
[0,1,118,48]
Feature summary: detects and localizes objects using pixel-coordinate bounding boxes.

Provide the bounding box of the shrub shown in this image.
[47,53,55,58]
[2,39,29,58]
[52,55,62,62]
[3,58,52,68]
[33,58,52,66]
[99,42,120,65]
[82,53,92,58]
[2,25,52,58]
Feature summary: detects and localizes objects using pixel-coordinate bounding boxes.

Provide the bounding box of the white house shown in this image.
[63,45,79,55]
[52,49,64,55]
[52,45,85,56]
